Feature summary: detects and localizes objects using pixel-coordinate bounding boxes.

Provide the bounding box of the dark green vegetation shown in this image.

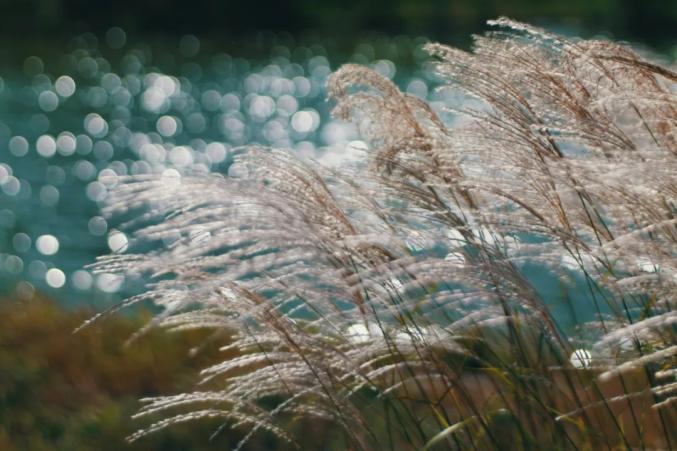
[0,296,218,450]
[0,0,675,51]
[0,297,344,450]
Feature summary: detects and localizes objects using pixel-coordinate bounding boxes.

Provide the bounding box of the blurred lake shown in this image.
[0,26,673,315]
[0,31,448,308]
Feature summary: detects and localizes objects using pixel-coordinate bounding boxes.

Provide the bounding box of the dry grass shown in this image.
[86,18,676,450]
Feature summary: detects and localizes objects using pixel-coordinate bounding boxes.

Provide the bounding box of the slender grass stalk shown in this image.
[86,17,676,450]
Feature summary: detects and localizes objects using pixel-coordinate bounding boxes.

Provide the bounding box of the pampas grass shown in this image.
[85,18,676,450]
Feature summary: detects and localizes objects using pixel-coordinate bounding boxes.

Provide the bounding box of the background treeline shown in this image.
[0,0,674,50]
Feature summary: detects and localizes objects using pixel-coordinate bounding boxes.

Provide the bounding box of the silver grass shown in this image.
[85,18,676,450]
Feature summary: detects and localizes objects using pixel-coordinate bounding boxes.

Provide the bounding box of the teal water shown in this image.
[0,31,438,308]
[0,30,611,336]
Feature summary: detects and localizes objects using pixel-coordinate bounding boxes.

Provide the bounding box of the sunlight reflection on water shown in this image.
[0,29,448,306]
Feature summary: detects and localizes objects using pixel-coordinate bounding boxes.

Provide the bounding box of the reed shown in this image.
[85,18,676,450]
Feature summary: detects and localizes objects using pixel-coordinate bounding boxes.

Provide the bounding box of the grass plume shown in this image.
[87,18,676,450]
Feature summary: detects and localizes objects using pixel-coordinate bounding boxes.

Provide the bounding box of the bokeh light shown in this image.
[35,234,59,255]
[0,26,440,301]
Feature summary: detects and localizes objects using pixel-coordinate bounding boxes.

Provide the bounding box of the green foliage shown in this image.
[0,296,325,450]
